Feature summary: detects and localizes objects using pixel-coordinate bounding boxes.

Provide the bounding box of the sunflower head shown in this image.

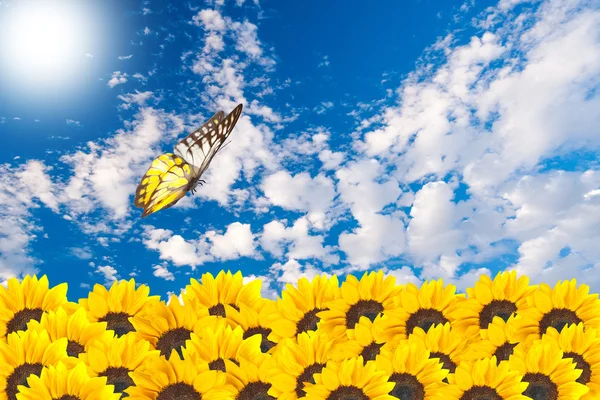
[225,354,276,400]
[184,270,264,317]
[408,322,469,374]
[225,300,280,353]
[441,357,528,400]
[466,315,521,363]
[451,270,537,339]
[129,294,217,358]
[125,350,236,399]
[375,340,449,399]
[317,271,403,340]
[16,361,121,400]
[78,278,161,337]
[80,332,161,396]
[268,331,336,399]
[0,275,69,338]
[302,356,395,400]
[0,329,77,400]
[25,306,114,359]
[331,315,387,363]
[269,274,340,342]
[514,279,600,345]
[182,322,263,373]
[509,341,590,399]
[541,322,600,399]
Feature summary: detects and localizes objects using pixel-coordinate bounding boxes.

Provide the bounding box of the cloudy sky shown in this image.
[0,0,599,301]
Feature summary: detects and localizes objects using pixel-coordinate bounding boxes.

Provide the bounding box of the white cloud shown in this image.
[142,227,212,268]
[71,247,93,260]
[270,258,328,286]
[107,71,128,88]
[261,170,336,214]
[153,264,175,281]
[66,119,82,127]
[208,222,257,260]
[118,54,133,60]
[318,149,345,170]
[96,265,118,286]
[260,217,339,264]
[118,91,154,110]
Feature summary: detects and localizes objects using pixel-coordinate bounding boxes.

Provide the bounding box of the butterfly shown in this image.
[134,104,243,218]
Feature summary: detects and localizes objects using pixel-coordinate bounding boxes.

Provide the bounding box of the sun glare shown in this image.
[0,0,92,89]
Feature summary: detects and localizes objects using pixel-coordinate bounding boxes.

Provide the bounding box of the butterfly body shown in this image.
[134,104,243,218]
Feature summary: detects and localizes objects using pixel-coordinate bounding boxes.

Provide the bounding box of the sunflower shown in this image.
[77,279,161,337]
[268,331,337,400]
[25,307,114,358]
[450,271,537,340]
[79,333,161,397]
[302,356,395,400]
[129,294,219,358]
[375,340,449,399]
[509,341,590,399]
[379,279,463,341]
[436,357,529,400]
[513,279,600,345]
[0,275,69,338]
[408,322,470,375]
[125,350,236,399]
[268,275,340,342]
[317,271,403,340]
[184,270,264,318]
[225,300,280,353]
[15,361,121,400]
[181,323,264,373]
[0,329,77,400]
[330,315,388,363]
[465,315,521,363]
[225,355,276,400]
[540,323,600,400]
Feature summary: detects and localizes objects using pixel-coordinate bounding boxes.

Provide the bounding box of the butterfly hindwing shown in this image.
[134,153,194,218]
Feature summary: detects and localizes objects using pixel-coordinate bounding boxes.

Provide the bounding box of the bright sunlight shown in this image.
[0,0,92,88]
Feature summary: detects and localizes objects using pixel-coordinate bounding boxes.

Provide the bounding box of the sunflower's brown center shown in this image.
[297,308,325,334]
[6,362,44,400]
[360,342,384,363]
[6,308,44,335]
[326,386,369,400]
[56,396,81,400]
[99,312,135,337]
[459,386,502,400]
[156,382,201,400]
[564,352,592,385]
[493,342,518,362]
[295,363,325,398]
[522,372,558,400]
[209,357,240,371]
[156,327,192,358]
[538,309,582,336]
[479,300,517,329]
[235,381,275,400]
[389,372,425,400]
[208,303,240,317]
[67,340,85,358]
[243,327,276,353]
[429,351,457,373]
[405,309,448,336]
[100,366,135,396]
[345,300,384,328]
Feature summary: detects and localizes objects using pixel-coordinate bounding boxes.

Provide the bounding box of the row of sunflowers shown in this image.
[0,270,598,400]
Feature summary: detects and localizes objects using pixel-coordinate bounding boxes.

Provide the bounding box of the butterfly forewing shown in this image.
[174,110,225,171]
[134,153,194,218]
[194,103,243,178]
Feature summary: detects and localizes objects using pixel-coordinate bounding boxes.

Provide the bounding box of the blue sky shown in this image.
[0,0,599,302]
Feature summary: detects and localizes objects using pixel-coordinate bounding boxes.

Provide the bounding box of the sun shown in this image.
[0,0,92,87]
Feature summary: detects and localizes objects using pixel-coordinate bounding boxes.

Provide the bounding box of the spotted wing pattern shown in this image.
[134,153,194,218]
[174,104,243,179]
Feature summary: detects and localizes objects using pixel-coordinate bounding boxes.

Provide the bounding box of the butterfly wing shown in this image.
[134,153,194,218]
[174,104,243,179]
[174,110,225,171]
